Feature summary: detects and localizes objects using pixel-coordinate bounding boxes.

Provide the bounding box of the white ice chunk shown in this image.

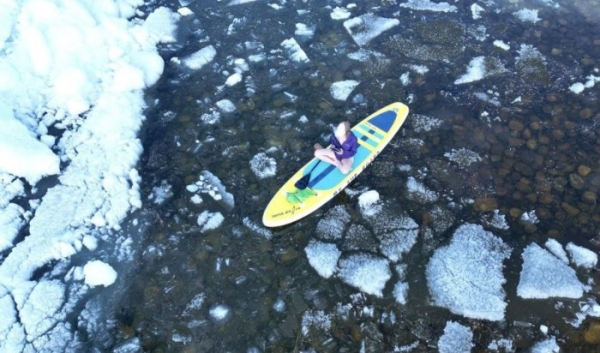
[281,38,309,63]
[517,243,585,299]
[531,337,560,353]
[338,253,390,297]
[438,321,473,353]
[225,72,243,86]
[331,7,352,20]
[82,235,98,251]
[471,4,484,19]
[249,152,277,179]
[83,260,118,287]
[182,45,217,70]
[513,9,541,23]
[544,238,569,263]
[343,14,399,47]
[301,310,331,335]
[493,40,510,51]
[305,240,341,279]
[0,203,24,252]
[570,82,585,94]
[216,99,236,113]
[330,80,360,101]
[143,7,179,43]
[444,148,482,167]
[295,23,314,38]
[427,224,512,321]
[566,242,598,269]
[406,177,438,203]
[454,56,487,84]
[358,190,382,216]
[399,0,457,12]
[209,304,230,321]
[197,211,224,232]
[393,282,409,305]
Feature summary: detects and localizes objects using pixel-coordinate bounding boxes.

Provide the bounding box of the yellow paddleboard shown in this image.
[262,102,409,227]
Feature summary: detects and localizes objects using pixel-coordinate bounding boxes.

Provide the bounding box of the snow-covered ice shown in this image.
[331,7,352,20]
[343,14,399,47]
[209,304,231,321]
[517,243,585,299]
[330,80,360,101]
[197,211,225,232]
[513,9,541,23]
[337,253,391,297]
[438,321,473,353]
[544,238,569,263]
[566,242,598,269]
[302,310,331,335]
[406,177,438,203]
[393,282,409,305]
[305,240,341,279]
[281,38,309,63]
[182,45,217,70]
[358,190,382,216]
[83,260,118,287]
[427,224,512,321]
[531,337,560,353]
[0,2,177,350]
[250,152,277,179]
[444,148,483,167]
[399,0,458,13]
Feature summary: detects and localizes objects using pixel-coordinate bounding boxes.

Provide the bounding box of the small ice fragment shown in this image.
[216,99,236,113]
[331,7,351,20]
[471,4,484,19]
[305,240,341,279]
[566,242,598,269]
[182,45,216,70]
[493,40,510,51]
[358,190,381,216]
[209,304,230,321]
[438,321,473,353]
[330,80,360,101]
[273,299,286,312]
[225,72,242,86]
[190,195,203,204]
[513,9,541,23]
[186,184,199,193]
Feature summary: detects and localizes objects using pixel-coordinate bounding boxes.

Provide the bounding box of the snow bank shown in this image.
[517,243,585,299]
[0,2,177,349]
[343,14,399,47]
[427,224,512,321]
[305,240,341,279]
[438,321,473,353]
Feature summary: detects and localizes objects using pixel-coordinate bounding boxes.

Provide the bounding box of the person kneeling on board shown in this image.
[314,121,358,175]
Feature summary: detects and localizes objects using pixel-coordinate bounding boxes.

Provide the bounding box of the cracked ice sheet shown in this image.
[0,3,178,351]
[426,223,512,321]
[344,14,399,47]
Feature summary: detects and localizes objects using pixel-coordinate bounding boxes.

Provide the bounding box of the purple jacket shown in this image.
[331,132,359,161]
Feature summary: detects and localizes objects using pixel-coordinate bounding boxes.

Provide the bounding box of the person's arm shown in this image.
[339,134,358,159]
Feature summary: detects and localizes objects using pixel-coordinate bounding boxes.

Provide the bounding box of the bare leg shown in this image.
[314,148,342,169]
[339,157,354,175]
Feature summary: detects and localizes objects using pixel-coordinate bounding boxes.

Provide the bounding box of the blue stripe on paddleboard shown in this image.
[369,110,396,132]
[358,124,384,140]
[309,146,372,189]
[353,130,378,148]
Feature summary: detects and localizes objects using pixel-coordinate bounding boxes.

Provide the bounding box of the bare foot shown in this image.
[313,143,323,150]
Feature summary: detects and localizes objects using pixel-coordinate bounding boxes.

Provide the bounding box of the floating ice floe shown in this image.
[569,74,600,94]
[483,209,509,230]
[368,210,419,263]
[149,180,173,205]
[280,38,309,63]
[209,304,230,321]
[427,224,512,321]
[250,152,277,179]
[544,238,569,263]
[183,293,205,316]
[513,9,541,23]
[444,148,482,168]
[330,80,360,101]
[302,310,331,335]
[393,282,409,305]
[316,205,351,240]
[566,242,598,269]
[406,177,438,203]
[331,6,352,20]
[182,45,217,70]
[343,14,399,47]
[242,217,272,239]
[295,23,315,38]
[177,7,194,16]
[305,240,341,279]
[338,253,391,297]
[471,4,484,19]
[411,114,442,132]
[216,99,236,113]
[83,260,118,287]
[487,338,514,352]
[225,72,243,86]
[399,0,457,12]
[493,40,510,51]
[517,243,585,299]
[197,210,224,232]
[520,210,539,224]
[438,321,473,353]
[531,337,559,353]
[358,190,382,216]
[454,56,507,84]
[228,0,258,5]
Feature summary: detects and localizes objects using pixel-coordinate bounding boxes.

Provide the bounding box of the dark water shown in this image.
[111,0,600,351]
